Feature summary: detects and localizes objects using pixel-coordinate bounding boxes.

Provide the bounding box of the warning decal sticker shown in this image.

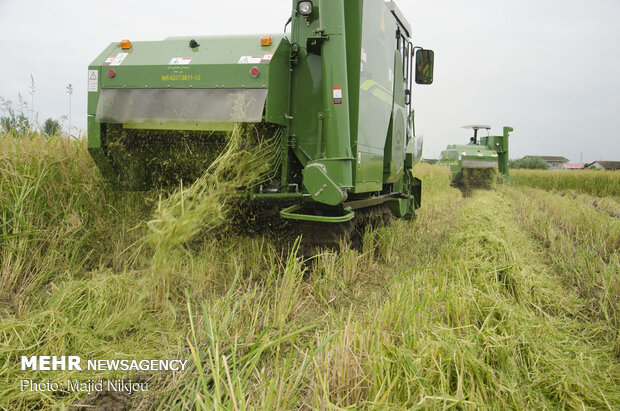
[238,56,263,64]
[88,70,98,92]
[261,53,274,64]
[108,53,128,66]
[169,57,193,65]
[333,87,343,105]
[238,54,274,64]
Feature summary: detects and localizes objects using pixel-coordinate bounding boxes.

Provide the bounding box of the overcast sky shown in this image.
[1,0,618,162]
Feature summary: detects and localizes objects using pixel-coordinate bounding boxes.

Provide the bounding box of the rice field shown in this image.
[511,169,620,197]
[1,134,618,409]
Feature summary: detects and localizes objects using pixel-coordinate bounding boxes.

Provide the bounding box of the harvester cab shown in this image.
[87,0,434,226]
[440,125,513,188]
[466,125,490,145]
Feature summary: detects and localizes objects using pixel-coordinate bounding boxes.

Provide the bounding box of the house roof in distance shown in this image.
[587,161,620,170]
[564,163,585,169]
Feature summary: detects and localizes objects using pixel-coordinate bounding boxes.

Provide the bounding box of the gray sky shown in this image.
[1,0,618,162]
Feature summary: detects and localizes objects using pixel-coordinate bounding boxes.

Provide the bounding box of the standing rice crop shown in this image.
[511,169,620,197]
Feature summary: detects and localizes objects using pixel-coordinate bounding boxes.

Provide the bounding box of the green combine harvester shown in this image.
[87,0,434,230]
[440,125,513,188]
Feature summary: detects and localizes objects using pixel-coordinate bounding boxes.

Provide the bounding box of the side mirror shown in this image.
[415,49,434,85]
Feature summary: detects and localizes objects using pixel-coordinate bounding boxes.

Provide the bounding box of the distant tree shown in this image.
[509,157,549,170]
[42,118,61,136]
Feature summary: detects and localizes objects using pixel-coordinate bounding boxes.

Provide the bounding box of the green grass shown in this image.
[1,133,618,409]
[511,169,620,197]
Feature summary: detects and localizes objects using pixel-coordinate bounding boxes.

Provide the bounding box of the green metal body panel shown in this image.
[87,0,432,221]
[89,35,289,124]
[355,0,399,193]
[383,50,406,184]
[480,127,512,180]
[303,163,347,206]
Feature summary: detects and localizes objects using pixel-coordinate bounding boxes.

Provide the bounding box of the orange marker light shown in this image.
[260,35,272,47]
[120,39,132,49]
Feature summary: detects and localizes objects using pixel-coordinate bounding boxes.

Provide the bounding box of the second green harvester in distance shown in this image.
[87,0,435,231]
[440,125,513,188]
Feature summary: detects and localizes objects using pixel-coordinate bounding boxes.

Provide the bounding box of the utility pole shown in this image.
[66,83,73,137]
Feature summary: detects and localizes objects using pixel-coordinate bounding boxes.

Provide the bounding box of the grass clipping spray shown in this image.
[145,122,281,255]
